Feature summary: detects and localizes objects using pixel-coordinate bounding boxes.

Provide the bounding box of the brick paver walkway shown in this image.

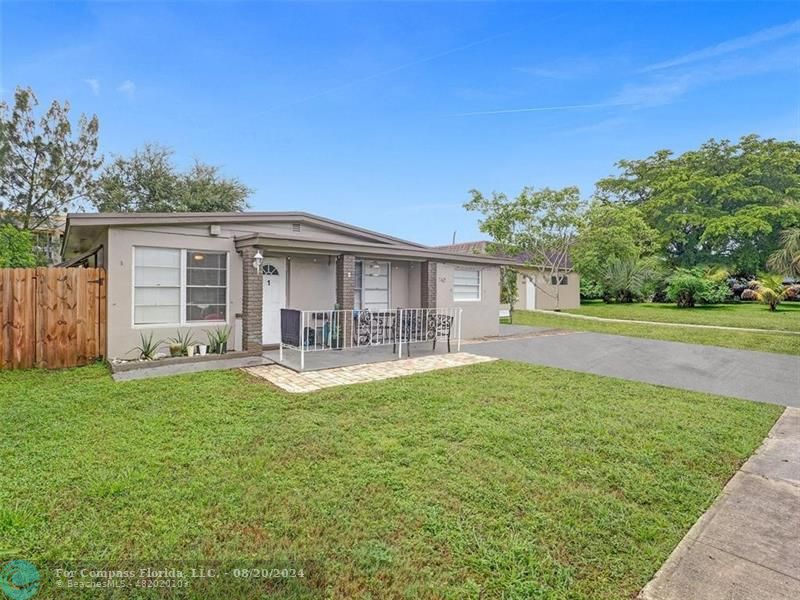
[244,352,496,393]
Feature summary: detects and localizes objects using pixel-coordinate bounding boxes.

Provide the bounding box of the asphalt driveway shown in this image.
[466,326,800,406]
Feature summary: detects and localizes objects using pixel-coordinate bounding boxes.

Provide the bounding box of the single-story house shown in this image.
[436,241,580,311]
[61,212,512,360]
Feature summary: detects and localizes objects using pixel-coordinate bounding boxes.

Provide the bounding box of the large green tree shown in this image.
[595,135,800,274]
[465,186,583,310]
[90,144,251,212]
[0,86,101,229]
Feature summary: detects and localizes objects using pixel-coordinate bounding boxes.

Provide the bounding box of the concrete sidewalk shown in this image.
[639,407,800,600]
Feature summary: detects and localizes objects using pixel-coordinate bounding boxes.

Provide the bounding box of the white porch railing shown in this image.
[279,307,462,370]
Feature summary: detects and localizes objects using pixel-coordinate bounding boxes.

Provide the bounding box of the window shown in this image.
[353,260,389,311]
[133,247,227,326]
[551,274,569,285]
[453,268,481,301]
[186,251,227,322]
[134,248,181,324]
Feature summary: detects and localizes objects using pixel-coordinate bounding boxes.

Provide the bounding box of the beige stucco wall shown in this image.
[435,263,500,339]
[286,255,335,310]
[101,220,504,357]
[106,227,244,360]
[515,268,580,311]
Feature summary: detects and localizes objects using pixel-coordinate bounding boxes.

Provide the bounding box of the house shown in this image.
[436,241,580,311]
[60,212,512,360]
[0,212,66,264]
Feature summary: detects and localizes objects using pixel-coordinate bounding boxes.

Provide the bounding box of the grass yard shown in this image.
[509,310,800,355]
[0,363,782,599]
[568,300,800,332]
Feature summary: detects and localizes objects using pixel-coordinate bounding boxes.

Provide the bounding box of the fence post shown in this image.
[300,312,305,370]
[398,309,404,359]
[457,308,462,352]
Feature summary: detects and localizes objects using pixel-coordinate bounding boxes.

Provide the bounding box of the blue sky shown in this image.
[2,1,798,245]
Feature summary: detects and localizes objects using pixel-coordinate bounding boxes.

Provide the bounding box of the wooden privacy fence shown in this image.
[0,267,106,369]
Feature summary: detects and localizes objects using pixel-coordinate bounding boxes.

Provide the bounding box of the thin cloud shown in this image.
[453,102,628,117]
[562,116,630,136]
[83,79,100,96]
[257,11,572,115]
[615,42,800,107]
[460,40,799,118]
[117,80,136,97]
[515,57,603,80]
[642,19,800,72]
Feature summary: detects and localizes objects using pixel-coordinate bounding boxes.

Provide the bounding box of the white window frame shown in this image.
[354,259,391,311]
[132,246,230,328]
[453,267,481,302]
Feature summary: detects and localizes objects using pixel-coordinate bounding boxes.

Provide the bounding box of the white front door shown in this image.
[262,257,286,344]
[525,277,536,310]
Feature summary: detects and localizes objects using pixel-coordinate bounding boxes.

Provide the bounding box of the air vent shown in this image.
[291,223,301,232]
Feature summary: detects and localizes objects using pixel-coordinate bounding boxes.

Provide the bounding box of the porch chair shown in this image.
[427,313,454,353]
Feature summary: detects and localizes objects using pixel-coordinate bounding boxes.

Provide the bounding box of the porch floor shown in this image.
[263,342,458,372]
[245,352,496,393]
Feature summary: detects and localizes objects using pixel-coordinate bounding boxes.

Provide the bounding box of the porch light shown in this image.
[253,250,263,272]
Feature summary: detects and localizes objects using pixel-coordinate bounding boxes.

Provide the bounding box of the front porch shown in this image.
[274,306,462,371]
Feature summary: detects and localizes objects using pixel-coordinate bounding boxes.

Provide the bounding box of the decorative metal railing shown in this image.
[279,307,462,369]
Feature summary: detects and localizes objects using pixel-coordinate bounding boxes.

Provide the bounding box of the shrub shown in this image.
[740,288,758,301]
[0,224,37,268]
[666,269,731,308]
[784,284,800,301]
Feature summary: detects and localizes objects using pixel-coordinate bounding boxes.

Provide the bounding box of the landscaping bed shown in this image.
[0,361,782,599]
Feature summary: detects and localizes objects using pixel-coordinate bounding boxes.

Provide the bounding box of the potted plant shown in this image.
[169,329,196,357]
[197,344,207,356]
[207,326,231,354]
[168,341,183,357]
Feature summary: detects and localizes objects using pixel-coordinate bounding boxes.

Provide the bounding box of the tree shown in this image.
[600,256,657,303]
[0,86,101,229]
[595,135,800,274]
[90,144,251,213]
[767,228,800,278]
[572,201,659,293]
[465,186,583,310]
[0,224,37,267]
[755,274,786,312]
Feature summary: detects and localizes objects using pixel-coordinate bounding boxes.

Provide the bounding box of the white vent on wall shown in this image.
[291,223,301,232]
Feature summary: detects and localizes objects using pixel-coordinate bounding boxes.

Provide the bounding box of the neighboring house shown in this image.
[436,241,580,311]
[60,212,511,360]
[0,212,66,264]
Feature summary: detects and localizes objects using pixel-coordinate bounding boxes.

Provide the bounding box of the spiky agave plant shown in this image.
[135,331,163,360]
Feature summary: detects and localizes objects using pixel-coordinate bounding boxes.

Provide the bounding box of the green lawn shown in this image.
[0,363,781,599]
[568,300,800,332]
[510,310,800,355]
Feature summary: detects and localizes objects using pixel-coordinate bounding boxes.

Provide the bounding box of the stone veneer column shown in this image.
[241,247,263,351]
[336,255,355,348]
[336,254,355,310]
[420,261,437,308]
